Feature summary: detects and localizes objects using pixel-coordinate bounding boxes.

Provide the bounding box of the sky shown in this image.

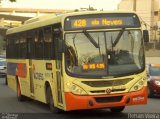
[1,0,122,10]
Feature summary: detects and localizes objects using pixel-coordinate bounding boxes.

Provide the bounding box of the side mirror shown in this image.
[143,30,149,42]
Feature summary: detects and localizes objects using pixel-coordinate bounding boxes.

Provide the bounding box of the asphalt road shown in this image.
[0,78,160,119]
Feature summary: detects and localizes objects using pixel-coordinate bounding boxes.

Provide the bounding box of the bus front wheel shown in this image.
[110,106,125,113]
[47,87,62,113]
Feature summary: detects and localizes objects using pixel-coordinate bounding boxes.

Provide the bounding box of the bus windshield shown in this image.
[65,29,145,78]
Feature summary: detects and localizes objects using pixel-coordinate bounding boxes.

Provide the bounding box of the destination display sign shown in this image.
[82,63,105,70]
[64,13,141,30]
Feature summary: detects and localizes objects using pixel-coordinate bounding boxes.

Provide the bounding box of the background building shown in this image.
[118,0,160,59]
[118,0,160,42]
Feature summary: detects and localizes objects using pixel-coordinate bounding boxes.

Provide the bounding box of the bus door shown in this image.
[27,37,35,96]
[53,29,64,106]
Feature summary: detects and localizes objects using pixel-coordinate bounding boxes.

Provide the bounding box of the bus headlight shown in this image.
[129,79,145,92]
[71,84,88,95]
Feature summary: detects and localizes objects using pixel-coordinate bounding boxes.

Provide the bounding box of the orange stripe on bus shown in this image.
[65,87,147,111]
[16,63,27,78]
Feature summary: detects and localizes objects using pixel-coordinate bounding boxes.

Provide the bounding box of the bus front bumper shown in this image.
[65,86,147,111]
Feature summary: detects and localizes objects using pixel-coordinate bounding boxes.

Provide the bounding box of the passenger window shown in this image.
[35,30,44,59]
[19,33,27,58]
[27,30,36,59]
[44,27,52,59]
[15,38,20,58]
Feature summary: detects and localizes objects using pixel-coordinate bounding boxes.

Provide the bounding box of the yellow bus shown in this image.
[6,11,149,113]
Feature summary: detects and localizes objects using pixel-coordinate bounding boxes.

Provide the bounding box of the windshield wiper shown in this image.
[112,28,125,47]
[71,33,79,60]
[83,30,99,48]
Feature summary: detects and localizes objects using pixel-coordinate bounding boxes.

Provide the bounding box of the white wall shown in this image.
[154,0,159,11]
[118,0,133,11]
[146,57,160,64]
[118,0,156,41]
[118,0,153,27]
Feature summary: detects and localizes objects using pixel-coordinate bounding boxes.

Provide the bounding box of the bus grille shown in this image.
[95,96,123,103]
[90,88,126,94]
[82,78,132,87]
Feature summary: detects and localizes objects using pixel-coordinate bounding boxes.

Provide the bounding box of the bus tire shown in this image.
[17,81,25,101]
[110,106,125,113]
[47,87,62,113]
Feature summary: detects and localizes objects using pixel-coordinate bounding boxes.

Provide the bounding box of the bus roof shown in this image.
[6,11,138,35]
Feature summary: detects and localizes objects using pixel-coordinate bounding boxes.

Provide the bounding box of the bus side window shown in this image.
[19,33,27,59]
[35,29,44,59]
[44,27,52,59]
[6,38,9,58]
[6,37,13,59]
[27,30,36,59]
[10,36,16,58]
[15,38,20,58]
